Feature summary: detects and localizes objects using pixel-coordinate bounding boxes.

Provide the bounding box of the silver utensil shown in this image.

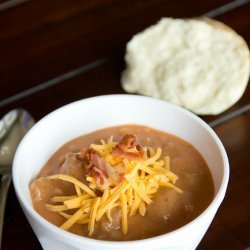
[0,109,34,248]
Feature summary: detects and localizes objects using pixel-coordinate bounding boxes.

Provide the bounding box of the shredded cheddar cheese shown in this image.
[45,136,182,236]
[88,197,101,235]
[60,207,85,231]
[120,192,128,234]
[125,174,151,204]
[75,185,82,196]
[49,174,96,197]
[96,181,130,221]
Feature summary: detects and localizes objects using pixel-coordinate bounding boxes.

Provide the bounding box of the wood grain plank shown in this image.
[198,113,250,249]
[198,217,248,250]
[0,0,234,100]
[0,57,124,119]
[2,185,41,250]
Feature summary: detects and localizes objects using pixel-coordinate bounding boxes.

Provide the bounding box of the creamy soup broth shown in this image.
[30,125,214,241]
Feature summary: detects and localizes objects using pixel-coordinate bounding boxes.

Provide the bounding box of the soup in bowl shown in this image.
[13,94,229,250]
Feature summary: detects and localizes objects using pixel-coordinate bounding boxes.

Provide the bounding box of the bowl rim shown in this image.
[13,94,229,247]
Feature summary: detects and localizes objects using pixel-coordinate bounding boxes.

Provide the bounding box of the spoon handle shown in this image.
[0,175,11,248]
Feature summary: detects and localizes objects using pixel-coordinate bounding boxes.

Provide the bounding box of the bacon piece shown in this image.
[74,135,146,188]
[118,135,137,150]
[93,167,109,189]
[90,151,108,176]
[85,149,120,187]
[112,135,145,160]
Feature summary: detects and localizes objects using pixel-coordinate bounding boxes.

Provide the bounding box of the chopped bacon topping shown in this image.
[111,134,145,160]
[90,150,108,176]
[117,135,137,150]
[81,148,121,188]
[65,134,146,189]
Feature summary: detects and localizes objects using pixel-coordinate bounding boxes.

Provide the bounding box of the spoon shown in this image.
[0,109,35,247]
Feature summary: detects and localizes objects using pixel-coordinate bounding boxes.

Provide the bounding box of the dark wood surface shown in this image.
[0,0,249,249]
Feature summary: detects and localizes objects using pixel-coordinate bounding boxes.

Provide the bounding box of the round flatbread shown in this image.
[121,18,250,115]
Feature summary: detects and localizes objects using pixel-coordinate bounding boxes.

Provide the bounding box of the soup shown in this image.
[30,125,214,241]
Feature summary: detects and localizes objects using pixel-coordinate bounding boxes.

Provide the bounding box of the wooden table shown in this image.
[0,0,249,249]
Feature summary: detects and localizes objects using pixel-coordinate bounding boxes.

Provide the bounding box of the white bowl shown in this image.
[13,94,229,250]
